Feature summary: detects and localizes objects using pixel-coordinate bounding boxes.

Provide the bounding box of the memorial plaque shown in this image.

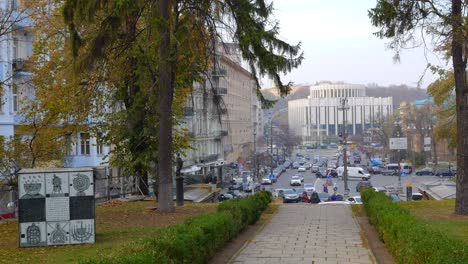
[45,173,69,197]
[70,219,95,244]
[70,172,93,197]
[18,169,95,248]
[47,221,70,245]
[46,197,70,221]
[19,174,45,199]
[20,222,47,247]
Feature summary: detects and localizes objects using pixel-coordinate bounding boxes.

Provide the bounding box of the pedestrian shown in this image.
[310,192,320,204]
[323,184,328,193]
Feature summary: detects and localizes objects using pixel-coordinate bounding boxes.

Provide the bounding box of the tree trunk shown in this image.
[157,0,175,212]
[452,0,468,215]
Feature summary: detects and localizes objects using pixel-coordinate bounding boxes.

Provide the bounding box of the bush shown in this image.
[82,191,272,264]
[361,188,468,264]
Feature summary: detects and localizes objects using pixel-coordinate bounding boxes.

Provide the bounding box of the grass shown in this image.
[0,200,216,264]
[398,199,468,243]
[351,204,366,217]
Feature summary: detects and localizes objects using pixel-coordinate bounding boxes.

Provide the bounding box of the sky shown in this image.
[262,0,447,89]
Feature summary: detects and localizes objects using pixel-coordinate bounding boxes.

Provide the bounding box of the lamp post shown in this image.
[338,98,349,192]
[253,129,258,186]
[270,118,274,173]
[394,119,402,190]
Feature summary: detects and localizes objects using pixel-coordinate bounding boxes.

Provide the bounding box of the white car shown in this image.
[261,177,272,185]
[298,166,306,172]
[347,196,362,204]
[304,183,315,192]
[290,176,302,186]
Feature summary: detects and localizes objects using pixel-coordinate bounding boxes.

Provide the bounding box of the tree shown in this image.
[63,0,303,212]
[369,0,468,214]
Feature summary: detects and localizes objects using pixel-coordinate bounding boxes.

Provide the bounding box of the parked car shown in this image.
[356,181,373,192]
[347,196,362,204]
[435,168,455,177]
[368,166,382,175]
[292,162,300,169]
[290,176,302,186]
[283,189,301,203]
[244,182,260,192]
[412,192,424,200]
[227,190,247,198]
[415,167,434,176]
[261,177,272,185]
[229,182,243,191]
[218,193,233,202]
[303,183,315,192]
[311,165,319,173]
[298,166,307,172]
[316,167,327,178]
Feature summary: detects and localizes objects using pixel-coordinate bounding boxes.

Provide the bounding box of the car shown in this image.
[412,192,424,200]
[292,162,300,169]
[244,182,261,192]
[298,174,304,182]
[218,193,233,202]
[384,185,402,195]
[261,177,272,185]
[298,166,306,172]
[290,176,302,186]
[368,166,382,175]
[316,167,327,178]
[356,181,373,192]
[229,182,243,191]
[318,201,351,205]
[283,189,301,203]
[311,165,319,173]
[373,187,387,193]
[283,161,291,169]
[227,190,247,198]
[304,183,315,192]
[347,196,362,204]
[435,168,455,177]
[326,168,338,178]
[415,167,434,176]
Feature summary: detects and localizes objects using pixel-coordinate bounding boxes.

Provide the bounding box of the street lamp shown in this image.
[394,119,402,190]
[338,97,350,193]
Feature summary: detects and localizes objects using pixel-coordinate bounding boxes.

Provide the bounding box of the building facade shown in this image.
[181,46,263,174]
[0,0,109,168]
[288,82,393,143]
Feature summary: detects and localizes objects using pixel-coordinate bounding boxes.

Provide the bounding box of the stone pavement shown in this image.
[232,204,374,264]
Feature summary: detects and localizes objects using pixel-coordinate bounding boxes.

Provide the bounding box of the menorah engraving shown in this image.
[71,221,93,242]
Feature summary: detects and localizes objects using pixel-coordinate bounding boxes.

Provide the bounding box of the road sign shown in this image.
[389,137,407,150]
[424,146,431,151]
[400,171,407,177]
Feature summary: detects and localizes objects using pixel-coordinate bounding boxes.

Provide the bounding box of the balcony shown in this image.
[212,68,227,77]
[200,154,218,163]
[12,58,29,72]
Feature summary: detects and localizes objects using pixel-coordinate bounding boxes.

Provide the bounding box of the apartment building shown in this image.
[0,0,110,168]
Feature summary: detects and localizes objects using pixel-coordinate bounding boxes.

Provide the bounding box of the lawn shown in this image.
[398,199,468,243]
[0,200,216,264]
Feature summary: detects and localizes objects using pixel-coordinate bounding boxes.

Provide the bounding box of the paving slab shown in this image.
[232,204,374,264]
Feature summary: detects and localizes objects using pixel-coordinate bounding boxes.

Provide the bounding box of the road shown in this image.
[263,148,443,198]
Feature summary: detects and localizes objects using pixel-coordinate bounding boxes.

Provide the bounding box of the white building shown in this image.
[288,82,393,143]
[0,0,110,168]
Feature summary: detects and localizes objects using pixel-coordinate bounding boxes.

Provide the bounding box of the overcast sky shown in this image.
[262,0,447,89]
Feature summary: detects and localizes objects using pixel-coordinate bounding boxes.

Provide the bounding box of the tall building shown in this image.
[288,82,393,143]
[181,44,263,174]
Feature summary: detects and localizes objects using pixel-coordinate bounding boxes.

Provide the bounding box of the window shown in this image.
[80,133,90,155]
[12,84,18,112]
[97,133,103,155]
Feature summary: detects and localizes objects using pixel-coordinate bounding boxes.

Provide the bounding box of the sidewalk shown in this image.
[232,204,374,264]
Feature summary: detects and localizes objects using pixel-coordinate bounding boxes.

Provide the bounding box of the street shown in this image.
[263,148,444,198]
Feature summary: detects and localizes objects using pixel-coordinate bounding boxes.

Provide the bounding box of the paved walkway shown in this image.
[232,204,374,264]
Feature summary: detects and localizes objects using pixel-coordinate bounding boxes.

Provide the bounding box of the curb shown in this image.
[348,205,377,264]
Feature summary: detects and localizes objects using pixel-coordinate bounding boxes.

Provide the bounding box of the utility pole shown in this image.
[253,130,258,186]
[270,118,274,173]
[338,98,349,192]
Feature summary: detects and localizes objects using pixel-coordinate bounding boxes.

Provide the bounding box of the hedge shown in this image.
[81,191,272,264]
[361,188,468,264]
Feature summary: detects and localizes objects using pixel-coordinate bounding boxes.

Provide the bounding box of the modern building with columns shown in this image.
[288,82,393,143]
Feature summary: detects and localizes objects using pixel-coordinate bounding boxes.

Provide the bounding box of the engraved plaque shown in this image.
[19,174,45,199]
[20,222,47,247]
[45,173,69,197]
[47,221,70,245]
[46,197,70,221]
[70,219,95,244]
[70,172,94,197]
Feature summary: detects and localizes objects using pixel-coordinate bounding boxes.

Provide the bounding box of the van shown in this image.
[385,163,412,174]
[337,166,370,181]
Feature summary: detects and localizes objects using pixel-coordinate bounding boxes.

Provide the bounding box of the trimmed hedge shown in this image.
[361,188,468,264]
[81,191,272,264]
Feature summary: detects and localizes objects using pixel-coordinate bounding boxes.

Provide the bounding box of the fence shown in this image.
[0,186,17,220]
[94,168,151,203]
